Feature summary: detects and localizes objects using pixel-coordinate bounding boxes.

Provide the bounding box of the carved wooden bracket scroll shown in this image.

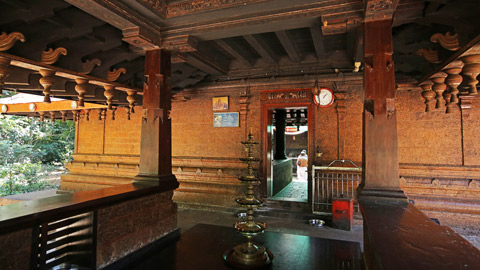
[0,32,25,51]
[107,68,127,82]
[41,47,67,65]
[80,59,102,74]
[430,32,460,51]
[417,48,442,64]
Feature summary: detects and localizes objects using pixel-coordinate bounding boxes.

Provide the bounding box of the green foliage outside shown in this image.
[0,93,75,196]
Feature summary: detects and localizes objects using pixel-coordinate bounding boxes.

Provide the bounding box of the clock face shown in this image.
[314,87,334,107]
[1,104,7,113]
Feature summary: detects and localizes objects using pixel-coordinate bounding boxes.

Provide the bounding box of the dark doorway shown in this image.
[268,107,308,202]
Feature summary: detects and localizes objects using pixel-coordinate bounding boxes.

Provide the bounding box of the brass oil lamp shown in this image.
[223,130,273,268]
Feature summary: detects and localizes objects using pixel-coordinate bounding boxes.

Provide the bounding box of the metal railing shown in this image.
[312,160,362,214]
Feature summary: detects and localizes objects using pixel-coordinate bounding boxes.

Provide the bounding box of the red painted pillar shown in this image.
[134,49,177,185]
[358,20,407,202]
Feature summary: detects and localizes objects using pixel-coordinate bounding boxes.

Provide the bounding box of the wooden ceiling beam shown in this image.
[44,16,73,30]
[185,52,227,76]
[353,28,364,64]
[215,39,255,67]
[162,0,364,40]
[243,34,278,64]
[275,31,302,63]
[0,0,30,10]
[65,0,161,51]
[309,25,327,60]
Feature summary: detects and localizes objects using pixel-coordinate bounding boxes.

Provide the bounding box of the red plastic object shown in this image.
[332,197,353,231]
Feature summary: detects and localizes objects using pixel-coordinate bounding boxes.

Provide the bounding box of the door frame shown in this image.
[260,91,315,205]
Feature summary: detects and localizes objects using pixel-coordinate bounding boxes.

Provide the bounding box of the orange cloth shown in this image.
[297,155,308,167]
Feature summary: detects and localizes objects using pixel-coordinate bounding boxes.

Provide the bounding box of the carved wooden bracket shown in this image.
[74,78,89,107]
[107,68,126,82]
[364,0,397,22]
[0,32,25,51]
[103,85,115,110]
[162,35,198,53]
[122,27,160,51]
[41,47,68,65]
[430,32,460,51]
[39,69,56,103]
[80,59,102,74]
[417,48,442,64]
[321,20,347,36]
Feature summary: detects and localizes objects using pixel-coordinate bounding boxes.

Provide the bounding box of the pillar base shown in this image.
[133,173,178,186]
[357,187,408,206]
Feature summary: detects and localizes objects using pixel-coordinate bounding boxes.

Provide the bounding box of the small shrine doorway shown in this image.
[260,89,315,205]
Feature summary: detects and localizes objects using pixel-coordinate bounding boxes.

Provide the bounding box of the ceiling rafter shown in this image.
[309,24,327,60]
[243,34,278,64]
[275,30,302,62]
[215,39,255,67]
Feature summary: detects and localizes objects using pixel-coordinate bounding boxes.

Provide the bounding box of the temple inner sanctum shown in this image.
[0,0,480,269]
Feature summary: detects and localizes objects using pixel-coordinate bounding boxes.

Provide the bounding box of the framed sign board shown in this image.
[213,112,239,127]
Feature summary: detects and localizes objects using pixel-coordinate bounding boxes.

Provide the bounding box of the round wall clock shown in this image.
[71,101,78,109]
[313,87,335,107]
[29,103,37,112]
[1,104,7,113]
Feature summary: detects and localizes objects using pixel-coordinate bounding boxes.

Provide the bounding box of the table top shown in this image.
[124,223,364,270]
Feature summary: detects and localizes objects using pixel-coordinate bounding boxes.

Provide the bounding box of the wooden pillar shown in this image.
[358,19,407,202]
[134,49,177,184]
[274,109,287,160]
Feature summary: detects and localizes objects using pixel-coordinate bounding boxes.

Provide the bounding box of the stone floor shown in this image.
[270,179,308,202]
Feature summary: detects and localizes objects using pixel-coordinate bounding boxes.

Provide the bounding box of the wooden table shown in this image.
[118,223,364,270]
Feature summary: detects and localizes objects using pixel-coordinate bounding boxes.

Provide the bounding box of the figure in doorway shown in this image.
[297,150,308,181]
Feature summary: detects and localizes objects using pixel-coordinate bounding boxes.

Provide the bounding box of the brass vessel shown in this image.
[223,131,273,268]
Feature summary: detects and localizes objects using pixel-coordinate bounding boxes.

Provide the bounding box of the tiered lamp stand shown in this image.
[223,131,274,268]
